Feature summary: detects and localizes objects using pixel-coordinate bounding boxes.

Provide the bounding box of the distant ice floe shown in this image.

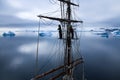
[39,31,52,37]
[96,32,109,38]
[1,30,57,37]
[94,28,120,38]
[112,30,120,36]
[2,31,15,37]
[39,31,58,37]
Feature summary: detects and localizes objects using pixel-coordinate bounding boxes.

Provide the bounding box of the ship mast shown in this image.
[31,0,83,80]
[64,0,73,79]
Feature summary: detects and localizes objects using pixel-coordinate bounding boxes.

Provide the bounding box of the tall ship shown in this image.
[31,0,85,80]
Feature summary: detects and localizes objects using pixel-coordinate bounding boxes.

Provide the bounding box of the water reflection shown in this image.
[0,31,120,80]
[18,43,36,54]
[81,32,120,80]
[9,57,23,69]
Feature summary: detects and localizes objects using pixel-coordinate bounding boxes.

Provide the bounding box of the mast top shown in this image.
[58,0,79,6]
[37,0,83,23]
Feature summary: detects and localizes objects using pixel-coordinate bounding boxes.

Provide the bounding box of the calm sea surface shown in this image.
[0,31,120,80]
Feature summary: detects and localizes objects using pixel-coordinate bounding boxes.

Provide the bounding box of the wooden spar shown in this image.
[58,0,79,6]
[50,72,65,80]
[33,58,83,80]
[34,65,64,79]
[37,15,83,23]
[49,58,84,80]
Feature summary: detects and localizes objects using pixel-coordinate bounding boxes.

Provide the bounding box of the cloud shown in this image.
[0,0,120,27]
[6,0,23,9]
[3,0,59,15]
[15,12,38,21]
[0,0,60,27]
[80,0,120,23]
[0,14,39,27]
[100,15,120,26]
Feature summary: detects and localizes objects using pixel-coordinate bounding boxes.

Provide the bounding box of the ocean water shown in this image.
[0,31,120,80]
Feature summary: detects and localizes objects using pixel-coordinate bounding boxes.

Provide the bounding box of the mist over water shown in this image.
[0,30,120,80]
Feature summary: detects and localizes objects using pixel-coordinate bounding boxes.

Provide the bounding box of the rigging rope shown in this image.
[41,8,61,16]
[82,62,85,80]
[49,0,59,5]
[35,18,41,76]
[35,18,65,79]
[34,0,85,79]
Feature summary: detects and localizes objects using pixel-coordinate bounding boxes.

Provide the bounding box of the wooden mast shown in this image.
[65,0,72,78]
[31,0,83,80]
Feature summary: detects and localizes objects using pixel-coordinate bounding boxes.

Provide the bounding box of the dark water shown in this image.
[0,32,120,80]
[81,32,120,80]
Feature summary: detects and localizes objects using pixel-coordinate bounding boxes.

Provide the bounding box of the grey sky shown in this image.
[0,0,120,27]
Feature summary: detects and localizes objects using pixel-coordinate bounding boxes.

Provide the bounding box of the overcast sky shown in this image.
[0,0,120,27]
